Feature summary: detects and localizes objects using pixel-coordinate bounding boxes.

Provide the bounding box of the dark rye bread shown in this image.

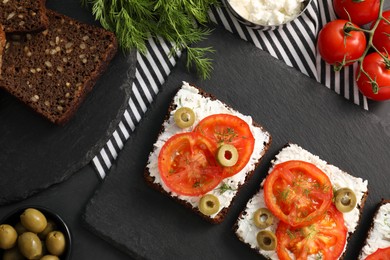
[144,83,272,224]
[0,9,117,124]
[359,199,390,259]
[0,26,5,76]
[0,0,48,33]
[234,143,368,259]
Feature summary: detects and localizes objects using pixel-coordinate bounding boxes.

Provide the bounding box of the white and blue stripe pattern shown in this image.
[92,0,368,179]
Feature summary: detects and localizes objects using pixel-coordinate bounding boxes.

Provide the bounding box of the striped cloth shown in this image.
[92,0,368,179]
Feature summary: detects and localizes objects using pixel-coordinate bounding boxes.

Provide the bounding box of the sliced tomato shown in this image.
[158,132,223,196]
[194,114,254,177]
[276,204,347,260]
[263,160,333,227]
[366,247,390,260]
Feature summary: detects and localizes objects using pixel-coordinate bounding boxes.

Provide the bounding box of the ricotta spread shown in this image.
[235,143,368,259]
[359,202,390,259]
[146,82,271,218]
[228,0,305,26]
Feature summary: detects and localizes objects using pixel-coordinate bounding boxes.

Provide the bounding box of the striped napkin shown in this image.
[92,0,368,179]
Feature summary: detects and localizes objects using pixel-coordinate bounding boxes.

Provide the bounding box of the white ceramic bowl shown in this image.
[222,0,313,31]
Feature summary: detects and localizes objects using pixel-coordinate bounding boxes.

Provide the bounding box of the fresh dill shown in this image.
[80,0,218,79]
[217,182,236,194]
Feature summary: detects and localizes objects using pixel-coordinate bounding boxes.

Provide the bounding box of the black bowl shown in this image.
[0,206,72,259]
[222,0,313,31]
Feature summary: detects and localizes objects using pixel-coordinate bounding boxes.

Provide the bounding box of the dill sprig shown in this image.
[80,0,218,79]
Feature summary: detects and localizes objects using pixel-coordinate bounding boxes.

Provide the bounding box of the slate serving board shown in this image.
[0,0,136,205]
[83,26,390,260]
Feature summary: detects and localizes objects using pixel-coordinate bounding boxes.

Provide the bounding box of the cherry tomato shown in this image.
[366,247,390,260]
[356,52,390,101]
[333,0,380,26]
[194,114,254,178]
[263,160,333,228]
[276,204,347,260]
[372,10,390,53]
[158,132,223,196]
[318,19,366,66]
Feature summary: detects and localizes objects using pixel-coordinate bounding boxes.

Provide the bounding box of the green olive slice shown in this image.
[334,188,357,213]
[257,230,277,251]
[198,194,220,216]
[253,208,274,229]
[216,144,238,167]
[173,107,195,128]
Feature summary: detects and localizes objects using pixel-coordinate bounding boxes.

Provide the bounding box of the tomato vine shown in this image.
[336,0,389,95]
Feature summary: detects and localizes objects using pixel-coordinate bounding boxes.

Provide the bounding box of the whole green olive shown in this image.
[17,232,42,259]
[14,222,28,235]
[46,231,66,256]
[20,208,47,233]
[334,188,357,213]
[2,246,25,260]
[256,230,277,251]
[173,107,195,128]
[40,255,60,260]
[198,194,220,216]
[38,219,57,240]
[253,208,274,229]
[0,224,18,249]
[216,144,239,167]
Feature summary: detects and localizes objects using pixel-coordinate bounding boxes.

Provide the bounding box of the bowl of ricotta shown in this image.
[223,0,312,30]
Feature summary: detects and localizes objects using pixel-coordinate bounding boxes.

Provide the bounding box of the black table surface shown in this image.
[1,2,390,260]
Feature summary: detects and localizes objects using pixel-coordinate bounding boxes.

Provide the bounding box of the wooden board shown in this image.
[0,0,136,204]
[83,25,390,259]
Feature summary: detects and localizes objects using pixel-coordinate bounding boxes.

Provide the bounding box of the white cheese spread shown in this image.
[228,0,305,26]
[236,143,368,259]
[359,202,390,259]
[146,82,271,218]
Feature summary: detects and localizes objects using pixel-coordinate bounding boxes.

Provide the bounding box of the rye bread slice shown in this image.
[0,0,49,33]
[234,143,369,259]
[144,82,272,224]
[0,9,117,125]
[0,26,5,76]
[359,199,390,259]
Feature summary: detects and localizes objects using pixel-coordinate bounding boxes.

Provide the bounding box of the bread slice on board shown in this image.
[234,143,368,259]
[359,199,390,259]
[0,9,117,124]
[145,82,272,224]
[0,26,5,76]
[0,0,49,33]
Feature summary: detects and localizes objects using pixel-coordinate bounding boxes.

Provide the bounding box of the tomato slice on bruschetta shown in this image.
[194,114,255,178]
[276,204,347,260]
[158,132,223,196]
[263,160,333,228]
[366,247,390,260]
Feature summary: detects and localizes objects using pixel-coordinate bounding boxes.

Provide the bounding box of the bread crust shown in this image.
[0,25,5,78]
[144,83,272,224]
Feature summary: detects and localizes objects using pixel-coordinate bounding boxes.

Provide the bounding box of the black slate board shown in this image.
[0,0,136,205]
[83,26,390,260]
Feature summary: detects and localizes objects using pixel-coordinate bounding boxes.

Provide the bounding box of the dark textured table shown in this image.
[1,2,390,260]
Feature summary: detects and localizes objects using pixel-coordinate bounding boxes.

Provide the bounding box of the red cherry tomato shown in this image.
[276,204,347,260]
[263,160,333,228]
[333,0,380,26]
[318,20,366,66]
[366,247,390,260]
[356,52,390,101]
[158,132,223,196]
[194,114,254,178]
[372,10,390,53]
